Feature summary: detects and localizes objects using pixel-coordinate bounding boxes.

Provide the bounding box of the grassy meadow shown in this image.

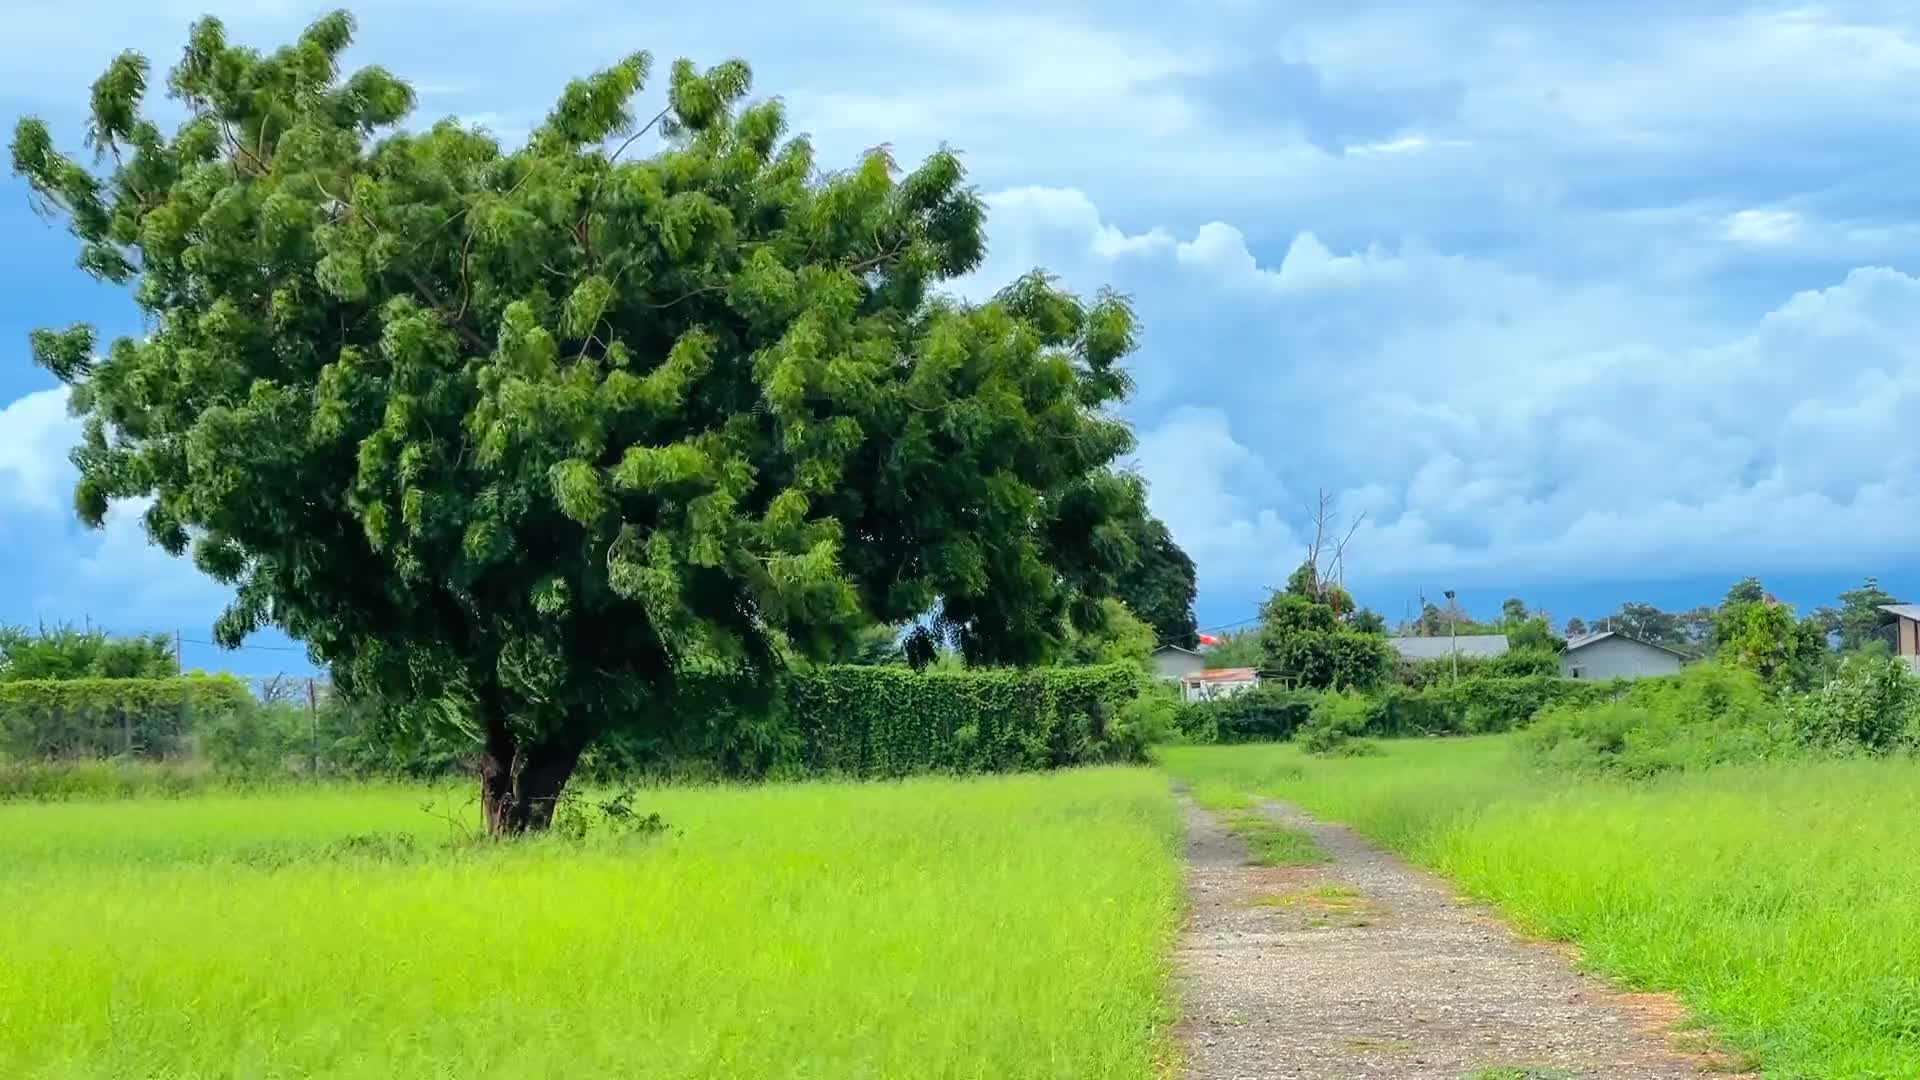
[1159,738,1920,1078]
[0,769,1182,1079]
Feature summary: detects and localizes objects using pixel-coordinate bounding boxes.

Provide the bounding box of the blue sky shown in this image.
[5,1,1920,672]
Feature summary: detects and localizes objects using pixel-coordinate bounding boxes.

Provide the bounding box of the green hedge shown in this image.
[0,676,255,759]
[787,664,1146,777]
[1367,675,1629,735]
[1175,686,1319,744]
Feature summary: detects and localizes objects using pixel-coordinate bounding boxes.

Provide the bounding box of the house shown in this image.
[1879,605,1920,671]
[1150,644,1206,682]
[1386,634,1510,663]
[1559,632,1685,680]
[1149,645,1262,702]
[1177,667,1261,703]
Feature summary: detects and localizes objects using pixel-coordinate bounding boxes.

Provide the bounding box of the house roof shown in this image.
[1387,635,1510,661]
[1562,631,1690,659]
[1151,644,1203,657]
[1182,667,1258,683]
[1880,604,1920,622]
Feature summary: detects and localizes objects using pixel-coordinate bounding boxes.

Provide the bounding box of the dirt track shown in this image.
[1174,797,1747,1080]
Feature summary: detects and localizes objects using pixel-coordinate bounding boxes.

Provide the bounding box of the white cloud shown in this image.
[0,388,80,514]
[1344,134,1473,157]
[973,185,1920,596]
[1724,208,1802,246]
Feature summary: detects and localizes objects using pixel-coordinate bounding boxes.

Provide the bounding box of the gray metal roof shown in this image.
[1387,634,1510,661]
[1880,604,1920,621]
[1563,631,1691,659]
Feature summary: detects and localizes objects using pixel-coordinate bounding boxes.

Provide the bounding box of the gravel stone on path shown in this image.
[1175,796,1746,1080]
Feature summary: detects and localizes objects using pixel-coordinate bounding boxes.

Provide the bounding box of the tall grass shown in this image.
[1158,739,1920,1078]
[0,769,1182,1079]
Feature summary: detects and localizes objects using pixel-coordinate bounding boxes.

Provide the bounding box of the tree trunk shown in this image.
[478,722,585,835]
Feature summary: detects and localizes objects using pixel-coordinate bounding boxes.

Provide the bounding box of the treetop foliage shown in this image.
[14,12,1149,827]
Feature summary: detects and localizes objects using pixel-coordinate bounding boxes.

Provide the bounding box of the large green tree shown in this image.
[1110,508,1197,649]
[14,13,1145,830]
[1812,576,1900,653]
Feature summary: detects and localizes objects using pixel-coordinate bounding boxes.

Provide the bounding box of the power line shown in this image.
[178,637,308,653]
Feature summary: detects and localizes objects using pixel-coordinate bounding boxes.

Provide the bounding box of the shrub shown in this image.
[785,663,1146,777]
[0,676,254,759]
[1521,664,1791,777]
[1298,692,1380,756]
[1369,676,1622,735]
[1176,685,1318,744]
[1397,646,1561,689]
[1787,656,1920,754]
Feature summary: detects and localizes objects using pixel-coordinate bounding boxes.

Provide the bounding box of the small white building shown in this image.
[1149,645,1261,703]
[1559,632,1685,680]
[1150,644,1206,682]
[1176,667,1261,703]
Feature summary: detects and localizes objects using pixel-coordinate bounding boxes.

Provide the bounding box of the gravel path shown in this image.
[1175,796,1745,1080]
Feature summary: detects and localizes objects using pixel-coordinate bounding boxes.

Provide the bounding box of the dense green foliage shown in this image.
[0,625,176,680]
[1367,675,1622,736]
[1110,512,1197,649]
[788,663,1149,776]
[1396,645,1559,688]
[0,770,1182,1078]
[1298,692,1380,756]
[1177,685,1318,744]
[13,13,1146,829]
[1786,655,1920,754]
[1810,576,1902,652]
[1257,590,1392,691]
[1173,673,1618,747]
[1058,598,1157,671]
[1158,739,1920,1077]
[0,675,253,759]
[1522,665,1790,777]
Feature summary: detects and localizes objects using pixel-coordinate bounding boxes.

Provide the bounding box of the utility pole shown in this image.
[1444,589,1459,684]
[174,629,183,675]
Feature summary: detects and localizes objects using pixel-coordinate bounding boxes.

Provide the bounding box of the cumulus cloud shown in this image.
[0,388,80,514]
[973,184,1920,599]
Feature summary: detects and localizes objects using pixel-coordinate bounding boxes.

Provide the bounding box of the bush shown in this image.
[789,664,1147,777]
[1298,692,1380,757]
[1521,664,1791,777]
[0,676,254,759]
[1176,685,1318,744]
[1397,646,1561,689]
[1787,656,1920,754]
[1369,676,1623,735]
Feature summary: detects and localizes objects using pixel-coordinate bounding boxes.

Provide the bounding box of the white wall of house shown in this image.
[1152,648,1206,682]
[1561,636,1683,680]
[1181,677,1258,704]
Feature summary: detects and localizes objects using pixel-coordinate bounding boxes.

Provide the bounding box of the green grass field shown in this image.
[1159,738,1920,1078]
[0,769,1182,1079]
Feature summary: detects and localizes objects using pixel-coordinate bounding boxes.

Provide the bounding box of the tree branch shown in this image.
[400,266,491,352]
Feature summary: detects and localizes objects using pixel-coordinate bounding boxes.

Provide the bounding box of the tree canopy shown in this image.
[14,12,1147,829]
[1110,508,1198,649]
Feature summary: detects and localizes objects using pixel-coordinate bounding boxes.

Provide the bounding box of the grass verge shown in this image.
[0,768,1182,1079]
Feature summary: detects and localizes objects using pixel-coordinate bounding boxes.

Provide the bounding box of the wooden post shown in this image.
[307,678,319,776]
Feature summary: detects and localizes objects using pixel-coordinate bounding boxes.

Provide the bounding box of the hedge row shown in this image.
[787,664,1145,777]
[0,676,255,759]
[1176,674,1633,743]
